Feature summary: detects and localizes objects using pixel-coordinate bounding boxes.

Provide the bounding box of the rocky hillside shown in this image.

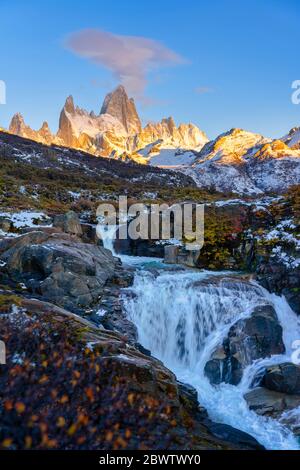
[8,85,207,161]
[0,130,194,195]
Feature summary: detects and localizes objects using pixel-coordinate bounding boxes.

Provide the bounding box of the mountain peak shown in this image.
[100,85,142,135]
[64,95,75,114]
[9,113,26,134]
[282,126,300,149]
[40,121,50,130]
[113,84,126,94]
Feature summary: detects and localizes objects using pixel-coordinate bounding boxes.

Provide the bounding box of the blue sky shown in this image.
[1,0,300,139]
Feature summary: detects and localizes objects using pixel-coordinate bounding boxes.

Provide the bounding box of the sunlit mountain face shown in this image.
[7,85,300,195]
[9,85,208,164]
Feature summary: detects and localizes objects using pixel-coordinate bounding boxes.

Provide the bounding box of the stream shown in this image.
[99,225,300,450]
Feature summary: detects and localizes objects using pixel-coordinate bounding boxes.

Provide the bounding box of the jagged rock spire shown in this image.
[9,113,26,134]
[100,85,142,135]
[64,95,75,114]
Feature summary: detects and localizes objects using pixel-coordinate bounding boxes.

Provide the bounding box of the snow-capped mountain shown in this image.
[6,87,300,195]
[100,85,142,135]
[281,127,300,149]
[56,92,129,156]
[183,128,300,194]
[133,117,208,167]
[9,85,207,160]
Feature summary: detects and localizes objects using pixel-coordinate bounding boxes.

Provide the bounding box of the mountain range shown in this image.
[6,85,300,195]
[9,85,207,163]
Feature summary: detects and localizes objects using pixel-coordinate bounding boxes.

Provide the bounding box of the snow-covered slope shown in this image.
[182,129,300,195]
[148,148,197,168]
[0,130,195,190]
[131,117,208,168]
[245,139,300,193]
[281,127,300,149]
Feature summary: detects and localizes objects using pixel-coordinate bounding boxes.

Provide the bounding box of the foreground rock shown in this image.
[262,363,300,395]
[244,387,300,436]
[0,230,119,312]
[245,387,300,416]
[53,210,83,237]
[257,261,300,315]
[205,305,285,385]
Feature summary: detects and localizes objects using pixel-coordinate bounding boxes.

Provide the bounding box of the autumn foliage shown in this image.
[0,306,196,450]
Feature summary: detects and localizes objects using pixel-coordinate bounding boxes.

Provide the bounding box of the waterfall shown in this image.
[97,225,117,255]
[122,268,300,450]
[97,223,164,266]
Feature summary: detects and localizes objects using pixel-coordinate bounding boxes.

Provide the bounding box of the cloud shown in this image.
[65,29,186,101]
[195,86,214,95]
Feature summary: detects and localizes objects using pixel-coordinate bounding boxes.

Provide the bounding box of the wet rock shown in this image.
[204,346,234,385]
[244,387,300,417]
[205,305,285,385]
[53,210,82,236]
[164,245,179,264]
[202,419,264,450]
[257,261,300,315]
[282,285,300,316]
[80,223,98,244]
[100,303,138,342]
[177,381,209,421]
[114,237,164,258]
[177,382,201,412]
[262,363,300,395]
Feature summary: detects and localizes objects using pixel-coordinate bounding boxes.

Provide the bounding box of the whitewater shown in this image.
[99,226,300,450]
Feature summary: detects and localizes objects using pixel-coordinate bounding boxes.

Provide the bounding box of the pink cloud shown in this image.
[65,29,186,100]
[195,86,214,94]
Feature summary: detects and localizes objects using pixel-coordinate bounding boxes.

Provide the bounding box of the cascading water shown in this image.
[97,225,118,256]
[122,268,300,450]
[99,225,300,449]
[98,224,164,266]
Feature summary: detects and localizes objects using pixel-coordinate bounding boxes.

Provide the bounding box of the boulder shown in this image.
[244,387,300,418]
[205,305,285,385]
[80,223,98,244]
[114,237,164,258]
[257,261,300,315]
[262,363,300,395]
[164,245,179,264]
[202,419,264,450]
[53,210,82,236]
[1,231,117,312]
[282,285,300,316]
[0,217,11,233]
